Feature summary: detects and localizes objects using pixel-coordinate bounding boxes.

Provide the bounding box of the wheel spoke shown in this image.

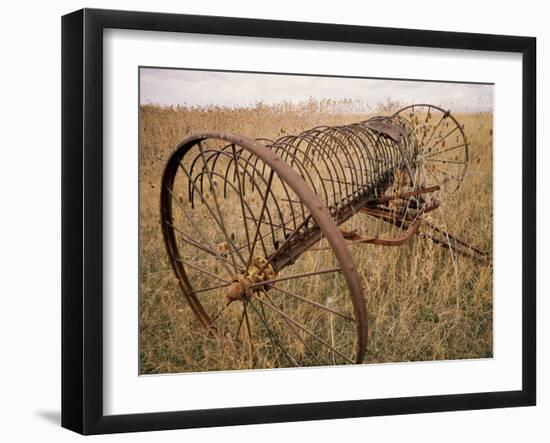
[249,267,341,288]
[266,284,355,322]
[425,158,466,165]
[261,290,323,365]
[430,125,459,150]
[248,299,299,367]
[423,111,446,149]
[431,166,461,183]
[235,301,248,338]
[166,188,235,275]
[243,300,253,343]
[191,281,232,296]
[207,303,230,328]
[424,143,466,159]
[174,255,230,284]
[166,220,239,272]
[237,211,309,253]
[422,163,440,185]
[418,108,431,148]
[255,295,354,364]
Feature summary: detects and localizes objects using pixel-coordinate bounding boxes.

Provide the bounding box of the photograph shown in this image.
[138,67,494,374]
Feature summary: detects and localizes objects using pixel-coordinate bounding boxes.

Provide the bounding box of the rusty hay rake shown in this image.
[160,104,491,367]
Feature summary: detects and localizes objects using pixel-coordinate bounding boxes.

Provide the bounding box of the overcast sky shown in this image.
[140,68,493,112]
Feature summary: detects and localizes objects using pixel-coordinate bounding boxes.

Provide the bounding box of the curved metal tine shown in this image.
[221,148,240,199]
[393,139,416,188]
[205,149,232,199]
[248,167,288,248]
[325,127,366,192]
[196,141,247,269]
[367,127,392,182]
[247,169,275,269]
[254,295,355,364]
[265,283,355,322]
[234,210,309,254]
[230,144,252,257]
[292,131,336,200]
[286,131,344,203]
[254,143,302,232]
[248,298,300,367]
[339,126,370,191]
[242,194,306,245]
[186,151,206,207]
[218,146,289,244]
[279,181,300,232]
[246,139,271,180]
[347,125,379,185]
[165,187,235,276]
[314,130,354,197]
[369,131,393,176]
[176,162,245,271]
[424,143,467,159]
[249,267,342,288]
[257,141,300,231]
[260,290,323,366]
[166,220,238,271]
[341,126,373,188]
[270,137,332,206]
[198,169,271,260]
[283,139,332,206]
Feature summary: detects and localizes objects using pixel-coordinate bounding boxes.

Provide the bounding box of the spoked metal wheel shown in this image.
[393,104,469,198]
[390,105,489,265]
[161,133,367,368]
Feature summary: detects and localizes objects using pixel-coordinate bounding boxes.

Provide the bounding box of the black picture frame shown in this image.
[61,8,536,435]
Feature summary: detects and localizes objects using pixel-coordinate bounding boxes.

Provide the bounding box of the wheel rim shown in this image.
[161,133,367,367]
[393,104,469,199]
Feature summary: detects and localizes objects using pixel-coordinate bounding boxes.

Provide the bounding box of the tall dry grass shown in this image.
[139,101,493,374]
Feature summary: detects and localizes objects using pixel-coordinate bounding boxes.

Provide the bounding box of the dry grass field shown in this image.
[139,100,493,374]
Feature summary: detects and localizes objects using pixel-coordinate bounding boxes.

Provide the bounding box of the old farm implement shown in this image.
[161,104,491,367]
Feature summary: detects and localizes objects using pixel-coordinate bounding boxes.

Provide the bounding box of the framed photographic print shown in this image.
[61,8,536,435]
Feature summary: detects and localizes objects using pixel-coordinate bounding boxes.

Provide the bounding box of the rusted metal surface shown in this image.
[160,103,488,367]
[161,132,368,364]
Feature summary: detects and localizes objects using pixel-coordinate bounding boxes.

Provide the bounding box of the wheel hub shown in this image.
[225,256,277,304]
